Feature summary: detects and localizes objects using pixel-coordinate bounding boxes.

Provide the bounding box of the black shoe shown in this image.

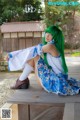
[10,78,30,89]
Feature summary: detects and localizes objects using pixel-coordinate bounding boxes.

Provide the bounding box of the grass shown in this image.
[64,49,80,57]
[71,51,80,57]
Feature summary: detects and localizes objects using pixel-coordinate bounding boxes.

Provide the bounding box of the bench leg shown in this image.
[74,103,80,120]
[63,103,74,120]
[18,104,30,120]
[63,103,80,120]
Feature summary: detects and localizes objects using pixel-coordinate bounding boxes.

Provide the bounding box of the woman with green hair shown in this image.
[8,25,80,95]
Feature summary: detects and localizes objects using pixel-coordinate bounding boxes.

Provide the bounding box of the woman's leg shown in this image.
[33,56,42,87]
[27,56,40,70]
[10,58,34,89]
[11,56,41,89]
[19,59,34,81]
[19,56,41,86]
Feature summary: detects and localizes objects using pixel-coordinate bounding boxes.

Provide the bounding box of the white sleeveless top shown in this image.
[47,40,64,74]
[47,54,64,74]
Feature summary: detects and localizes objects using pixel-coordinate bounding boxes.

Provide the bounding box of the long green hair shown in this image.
[42,25,68,74]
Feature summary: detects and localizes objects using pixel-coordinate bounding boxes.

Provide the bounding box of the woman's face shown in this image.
[45,33,53,42]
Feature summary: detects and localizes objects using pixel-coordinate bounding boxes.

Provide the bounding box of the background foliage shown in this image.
[44,0,80,50]
[0,0,43,24]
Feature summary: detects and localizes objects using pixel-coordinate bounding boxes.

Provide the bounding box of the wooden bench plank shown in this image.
[8,89,80,104]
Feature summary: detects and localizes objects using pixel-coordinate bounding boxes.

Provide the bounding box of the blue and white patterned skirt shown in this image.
[36,57,80,96]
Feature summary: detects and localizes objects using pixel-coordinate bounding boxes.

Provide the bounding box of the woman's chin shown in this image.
[46,40,50,42]
[45,39,50,42]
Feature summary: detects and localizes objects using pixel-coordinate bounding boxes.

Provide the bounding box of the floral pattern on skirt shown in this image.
[37,57,80,96]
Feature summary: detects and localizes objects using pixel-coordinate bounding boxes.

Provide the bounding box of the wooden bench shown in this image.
[7,59,80,120]
[7,85,80,120]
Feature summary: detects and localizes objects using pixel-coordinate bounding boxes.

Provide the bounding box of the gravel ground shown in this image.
[0,72,35,108]
[0,72,21,107]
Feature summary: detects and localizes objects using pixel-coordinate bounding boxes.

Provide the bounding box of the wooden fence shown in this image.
[2,37,42,52]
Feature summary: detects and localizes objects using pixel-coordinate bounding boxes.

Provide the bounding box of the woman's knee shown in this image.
[27,55,40,67]
[34,55,40,62]
[27,59,34,67]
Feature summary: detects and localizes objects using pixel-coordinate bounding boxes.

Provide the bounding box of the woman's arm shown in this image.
[42,44,60,57]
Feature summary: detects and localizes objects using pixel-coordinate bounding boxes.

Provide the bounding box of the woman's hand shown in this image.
[6,55,9,61]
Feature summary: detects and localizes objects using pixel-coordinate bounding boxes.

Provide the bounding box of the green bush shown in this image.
[71,52,80,57]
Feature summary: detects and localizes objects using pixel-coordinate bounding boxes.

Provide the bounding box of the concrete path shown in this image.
[65,57,80,79]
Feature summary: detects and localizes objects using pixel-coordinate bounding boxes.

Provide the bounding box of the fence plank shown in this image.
[12,38,18,51]
[26,38,33,48]
[19,38,25,49]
